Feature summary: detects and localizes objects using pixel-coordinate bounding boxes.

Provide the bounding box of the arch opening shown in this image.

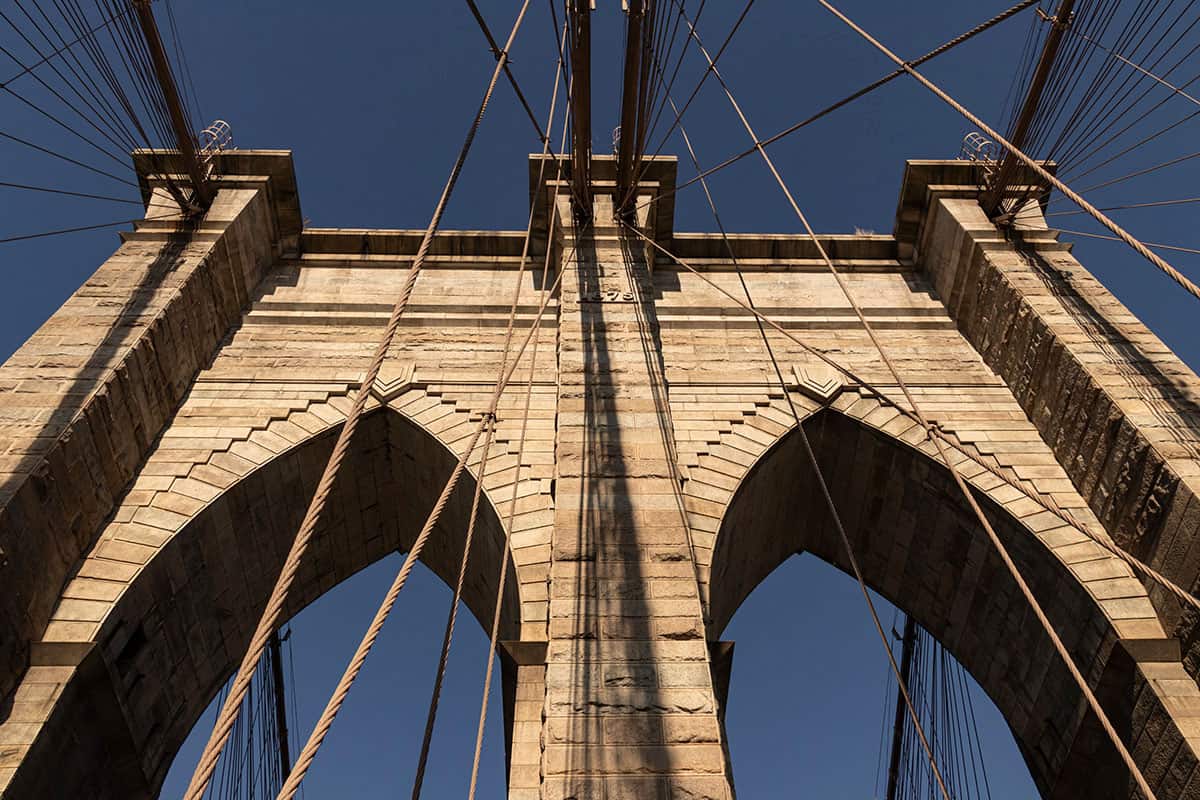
[157,556,510,797]
[722,554,1037,796]
[6,406,523,799]
[708,408,1163,798]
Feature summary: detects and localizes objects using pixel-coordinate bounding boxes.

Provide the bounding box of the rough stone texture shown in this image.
[0,155,1198,798]
[0,170,285,709]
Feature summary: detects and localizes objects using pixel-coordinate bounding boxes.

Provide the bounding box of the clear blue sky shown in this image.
[2,1,1198,797]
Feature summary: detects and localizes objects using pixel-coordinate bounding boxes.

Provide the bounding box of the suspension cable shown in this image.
[0,127,135,185]
[458,26,581,798]
[1048,226,1200,255]
[697,2,1166,795]
[409,419,496,800]
[665,86,954,796]
[0,179,138,203]
[412,23,570,797]
[670,11,959,793]
[0,208,183,243]
[625,0,756,208]
[822,2,1198,307]
[1066,22,1200,109]
[283,25,574,800]
[627,0,1042,223]
[624,225,1200,618]
[465,179,580,800]
[180,3,537,797]
[281,233,571,800]
[464,0,548,144]
[0,1,128,87]
[278,418,493,798]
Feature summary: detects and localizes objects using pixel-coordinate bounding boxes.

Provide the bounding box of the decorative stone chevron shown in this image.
[0,155,1197,799]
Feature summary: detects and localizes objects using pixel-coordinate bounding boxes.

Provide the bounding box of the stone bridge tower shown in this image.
[1,150,1199,799]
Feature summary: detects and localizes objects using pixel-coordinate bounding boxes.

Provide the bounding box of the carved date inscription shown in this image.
[580,289,636,303]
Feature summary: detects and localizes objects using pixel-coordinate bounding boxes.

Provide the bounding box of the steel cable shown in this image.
[181,3,537,797]
[666,11,955,794]
[826,4,1173,795]
[411,24,570,797]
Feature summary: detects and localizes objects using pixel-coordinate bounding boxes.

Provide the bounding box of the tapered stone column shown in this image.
[542,194,734,799]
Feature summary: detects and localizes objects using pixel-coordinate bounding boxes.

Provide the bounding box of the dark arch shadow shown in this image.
[708,408,1167,799]
[5,406,521,799]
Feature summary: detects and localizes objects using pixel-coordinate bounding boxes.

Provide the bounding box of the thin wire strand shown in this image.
[1048,225,1200,254]
[0,179,138,203]
[411,23,570,796]
[408,420,496,800]
[826,3,1200,309]
[624,226,1200,617]
[629,0,1043,221]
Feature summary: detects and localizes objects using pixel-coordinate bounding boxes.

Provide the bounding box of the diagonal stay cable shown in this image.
[0,0,128,87]
[1049,226,1200,255]
[466,197,581,800]
[632,0,1042,221]
[464,0,548,144]
[664,86,954,794]
[1037,195,1200,216]
[0,206,188,243]
[637,0,700,155]
[0,44,130,166]
[670,6,1180,797]
[181,3,537,798]
[1047,1,1200,174]
[464,42,581,788]
[623,0,756,211]
[822,3,1170,795]
[670,10,954,796]
[625,225,1200,618]
[410,22,570,798]
[278,415,492,799]
[279,8,575,799]
[4,3,137,150]
[408,417,497,800]
[282,231,571,800]
[1074,147,1200,196]
[821,3,1199,309]
[23,0,143,149]
[0,179,138,203]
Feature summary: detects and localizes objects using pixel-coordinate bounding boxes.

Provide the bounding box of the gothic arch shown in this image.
[706,404,1200,799]
[1,400,526,799]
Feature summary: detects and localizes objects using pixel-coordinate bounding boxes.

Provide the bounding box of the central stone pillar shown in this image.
[543,195,734,799]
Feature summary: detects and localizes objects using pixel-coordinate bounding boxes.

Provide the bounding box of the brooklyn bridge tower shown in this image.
[1,2,1200,798]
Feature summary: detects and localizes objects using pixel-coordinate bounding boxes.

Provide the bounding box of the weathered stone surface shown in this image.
[0,156,1197,799]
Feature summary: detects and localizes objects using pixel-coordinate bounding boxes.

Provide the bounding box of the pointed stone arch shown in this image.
[702,399,1200,798]
[0,391,536,799]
